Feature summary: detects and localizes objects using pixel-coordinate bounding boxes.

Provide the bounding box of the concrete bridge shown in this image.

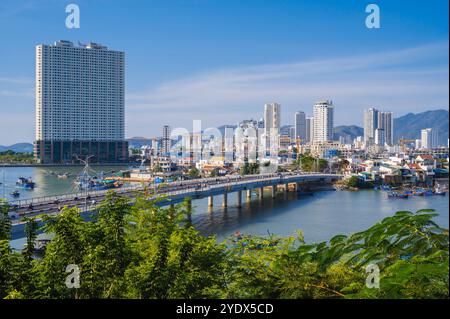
[8,172,342,240]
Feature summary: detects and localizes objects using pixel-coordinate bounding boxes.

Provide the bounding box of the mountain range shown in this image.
[333,109,449,145]
[0,143,34,153]
[393,109,448,145]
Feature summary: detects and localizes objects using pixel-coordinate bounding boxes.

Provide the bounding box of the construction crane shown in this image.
[399,138,416,152]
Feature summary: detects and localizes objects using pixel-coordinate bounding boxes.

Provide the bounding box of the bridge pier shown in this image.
[222,193,228,207]
[285,183,289,192]
[271,185,276,198]
[246,189,251,198]
[208,196,214,207]
[259,187,264,199]
[236,191,242,208]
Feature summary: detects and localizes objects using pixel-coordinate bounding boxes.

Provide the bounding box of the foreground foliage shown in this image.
[0,193,448,299]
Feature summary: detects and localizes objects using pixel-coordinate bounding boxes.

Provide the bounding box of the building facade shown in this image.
[421,128,439,149]
[294,111,306,142]
[364,108,393,146]
[34,40,127,163]
[313,100,334,142]
[378,111,394,146]
[162,125,171,155]
[306,117,314,143]
[263,103,281,153]
[374,128,385,147]
[363,107,379,145]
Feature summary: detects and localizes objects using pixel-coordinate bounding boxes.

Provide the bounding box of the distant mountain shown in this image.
[393,109,449,145]
[333,125,364,142]
[0,143,33,153]
[333,109,449,145]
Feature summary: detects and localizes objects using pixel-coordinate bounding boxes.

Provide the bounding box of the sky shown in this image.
[0,0,448,144]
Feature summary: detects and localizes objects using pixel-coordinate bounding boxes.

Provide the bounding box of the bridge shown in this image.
[8,172,342,240]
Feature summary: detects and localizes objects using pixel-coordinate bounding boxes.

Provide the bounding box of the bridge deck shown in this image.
[7,172,342,240]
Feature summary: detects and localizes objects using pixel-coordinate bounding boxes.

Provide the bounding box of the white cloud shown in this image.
[125,42,449,137]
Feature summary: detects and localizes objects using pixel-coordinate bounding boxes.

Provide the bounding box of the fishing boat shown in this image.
[10,190,20,197]
[387,191,408,199]
[434,185,448,196]
[16,177,35,189]
[412,187,433,196]
[73,156,122,191]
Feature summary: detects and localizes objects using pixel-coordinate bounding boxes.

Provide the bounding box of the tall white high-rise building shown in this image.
[364,107,379,144]
[421,128,439,149]
[306,117,314,143]
[374,128,385,147]
[35,40,126,163]
[313,100,334,142]
[263,103,281,152]
[162,125,171,155]
[294,111,306,142]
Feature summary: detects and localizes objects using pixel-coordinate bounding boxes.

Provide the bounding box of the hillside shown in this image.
[333,125,364,142]
[0,143,33,153]
[393,109,449,145]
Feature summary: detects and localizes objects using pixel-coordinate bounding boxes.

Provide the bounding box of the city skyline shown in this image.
[0,0,449,144]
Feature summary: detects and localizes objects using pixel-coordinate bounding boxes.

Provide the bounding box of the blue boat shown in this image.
[387,191,408,199]
[16,177,35,189]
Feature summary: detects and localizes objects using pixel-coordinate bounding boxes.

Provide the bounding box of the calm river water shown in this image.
[2,166,448,248]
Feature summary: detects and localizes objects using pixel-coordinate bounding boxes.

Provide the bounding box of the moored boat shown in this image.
[387,191,408,199]
[10,190,20,197]
[16,177,35,189]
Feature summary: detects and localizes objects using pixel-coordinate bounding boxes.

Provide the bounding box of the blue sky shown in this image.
[0,0,448,144]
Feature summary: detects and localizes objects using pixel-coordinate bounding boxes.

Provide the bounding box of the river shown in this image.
[2,166,448,248]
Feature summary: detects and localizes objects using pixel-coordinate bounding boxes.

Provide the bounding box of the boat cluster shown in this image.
[383,185,448,199]
[10,177,36,197]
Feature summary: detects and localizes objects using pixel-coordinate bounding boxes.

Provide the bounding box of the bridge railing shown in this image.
[9,172,342,208]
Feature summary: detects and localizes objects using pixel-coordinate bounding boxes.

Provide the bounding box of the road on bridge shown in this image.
[6,172,342,224]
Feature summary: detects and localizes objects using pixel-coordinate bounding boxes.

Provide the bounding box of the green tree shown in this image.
[347,176,374,189]
[295,156,328,172]
[188,167,200,178]
[0,199,11,241]
[123,196,227,298]
[79,191,131,298]
[35,207,88,298]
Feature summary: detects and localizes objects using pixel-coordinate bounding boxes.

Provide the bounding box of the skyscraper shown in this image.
[313,100,334,142]
[263,103,281,152]
[34,40,127,163]
[421,128,439,149]
[364,107,379,145]
[374,128,385,147]
[162,125,171,155]
[378,111,394,146]
[364,108,394,146]
[294,111,306,142]
[306,117,314,143]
